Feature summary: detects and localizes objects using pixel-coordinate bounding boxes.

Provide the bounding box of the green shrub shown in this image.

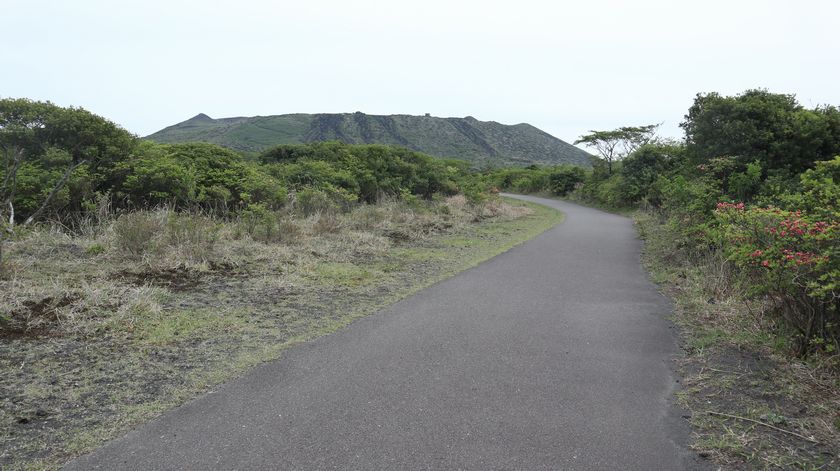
[118,152,197,207]
[237,204,301,244]
[462,185,488,206]
[239,203,275,242]
[593,174,624,207]
[713,203,838,355]
[296,188,337,216]
[657,175,719,223]
[617,143,682,205]
[260,141,467,203]
[115,142,287,211]
[727,161,763,201]
[239,167,287,209]
[0,98,136,219]
[682,90,840,174]
[548,166,585,196]
[795,156,840,218]
[86,243,105,255]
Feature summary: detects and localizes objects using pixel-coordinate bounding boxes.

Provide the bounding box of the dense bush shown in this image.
[261,141,467,203]
[1,98,137,218]
[481,165,584,196]
[476,90,839,357]
[114,142,287,211]
[713,202,838,354]
[2,100,478,224]
[618,144,682,205]
[235,203,302,244]
[682,89,840,174]
[562,90,840,356]
[548,166,586,196]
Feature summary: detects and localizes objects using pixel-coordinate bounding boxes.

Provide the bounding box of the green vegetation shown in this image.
[485,88,840,468]
[485,89,840,357]
[573,124,659,174]
[146,112,594,168]
[4,90,838,469]
[259,141,468,203]
[1,99,482,224]
[477,165,586,196]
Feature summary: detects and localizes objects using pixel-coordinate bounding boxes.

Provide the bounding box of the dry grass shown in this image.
[3,198,485,337]
[3,197,535,337]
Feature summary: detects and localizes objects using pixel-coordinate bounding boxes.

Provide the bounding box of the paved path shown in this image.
[66,196,706,470]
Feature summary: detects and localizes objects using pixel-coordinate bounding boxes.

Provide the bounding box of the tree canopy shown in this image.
[681,89,840,173]
[574,124,659,174]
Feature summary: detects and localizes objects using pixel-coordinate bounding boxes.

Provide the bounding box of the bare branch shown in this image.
[1,147,23,203]
[23,160,86,226]
[706,411,818,444]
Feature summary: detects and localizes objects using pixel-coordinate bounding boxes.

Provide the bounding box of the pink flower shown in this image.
[716,201,745,211]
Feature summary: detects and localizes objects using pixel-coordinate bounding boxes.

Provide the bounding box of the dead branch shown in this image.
[706,410,818,443]
[1,147,23,207]
[23,160,86,226]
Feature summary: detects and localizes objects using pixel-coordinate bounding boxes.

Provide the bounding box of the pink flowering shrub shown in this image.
[713,203,839,354]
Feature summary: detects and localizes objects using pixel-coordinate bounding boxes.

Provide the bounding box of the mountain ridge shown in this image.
[146,112,592,167]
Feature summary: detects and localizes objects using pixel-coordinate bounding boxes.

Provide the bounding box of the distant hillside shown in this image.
[146,112,592,168]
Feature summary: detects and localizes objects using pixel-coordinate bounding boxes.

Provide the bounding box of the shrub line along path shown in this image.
[64,195,708,470]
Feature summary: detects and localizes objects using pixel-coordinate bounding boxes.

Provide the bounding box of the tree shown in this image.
[1,145,85,274]
[618,142,684,205]
[574,124,659,174]
[680,89,840,173]
[0,99,134,273]
[0,98,136,214]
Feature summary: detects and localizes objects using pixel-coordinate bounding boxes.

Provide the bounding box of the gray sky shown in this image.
[2,0,838,145]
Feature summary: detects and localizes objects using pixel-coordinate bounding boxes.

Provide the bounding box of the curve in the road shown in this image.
[65,195,707,471]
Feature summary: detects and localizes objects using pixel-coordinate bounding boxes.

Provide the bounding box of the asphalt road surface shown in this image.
[65,195,707,470]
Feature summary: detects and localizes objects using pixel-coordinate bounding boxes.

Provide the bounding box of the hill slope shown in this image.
[146,112,592,167]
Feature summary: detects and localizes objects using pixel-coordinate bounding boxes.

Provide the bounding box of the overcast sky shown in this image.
[2,0,838,145]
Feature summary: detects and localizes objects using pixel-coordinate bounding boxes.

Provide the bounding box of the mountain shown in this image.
[146,112,592,167]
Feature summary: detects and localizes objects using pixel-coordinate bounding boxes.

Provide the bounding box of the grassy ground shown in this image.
[636,212,840,470]
[0,196,562,470]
